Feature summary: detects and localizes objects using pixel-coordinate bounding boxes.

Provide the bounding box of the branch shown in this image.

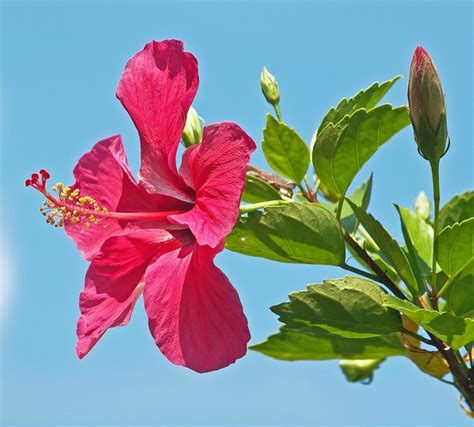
[341,228,407,300]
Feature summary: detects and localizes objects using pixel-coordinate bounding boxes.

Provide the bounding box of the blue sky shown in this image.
[1,0,473,425]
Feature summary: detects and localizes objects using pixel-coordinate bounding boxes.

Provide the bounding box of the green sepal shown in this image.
[413,108,448,162]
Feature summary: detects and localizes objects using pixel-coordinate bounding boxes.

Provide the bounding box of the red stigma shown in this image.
[40,169,51,179]
[26,168,51,192]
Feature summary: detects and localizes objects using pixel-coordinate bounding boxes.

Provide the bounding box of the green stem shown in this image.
[336,198,344,221]
[430,160,441,297]
[239,199,290,213]
[273,103,283,122]
[303,176,313,193]
[358,225,379,252]
[313,179,321,195]
[341,263,379,282]
[401,327,435,347]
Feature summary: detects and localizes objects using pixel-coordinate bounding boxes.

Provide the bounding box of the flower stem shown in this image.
[430,160,441,302]
[273,103,283,122]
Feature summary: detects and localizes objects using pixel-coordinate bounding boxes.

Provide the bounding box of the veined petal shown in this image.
[65,135,189,260]
[169,123,256,248]
[116,40,198,201]
[144,242,250,373]
[65,135,138,259]
[76,230,180,359]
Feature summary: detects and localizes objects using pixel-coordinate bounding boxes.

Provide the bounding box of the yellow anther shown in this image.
[40,182,109,229]
[61,186,71,196]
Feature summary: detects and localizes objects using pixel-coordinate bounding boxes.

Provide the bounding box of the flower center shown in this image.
[26,169,184,228]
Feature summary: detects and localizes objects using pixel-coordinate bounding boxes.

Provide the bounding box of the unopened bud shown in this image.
[260,67,280,106]
[408,46,448,162]
[182,106,202,147]
[415,191,431,221]
[339,359,382,384]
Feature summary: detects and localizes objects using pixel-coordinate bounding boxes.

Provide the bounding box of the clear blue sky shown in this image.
[1,0,472,425]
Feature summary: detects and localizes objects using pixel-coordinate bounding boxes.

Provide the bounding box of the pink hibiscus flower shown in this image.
[26,40,255,373]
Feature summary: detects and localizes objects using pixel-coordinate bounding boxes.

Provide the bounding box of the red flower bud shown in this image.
[408,46,448,162]
[408,46,445,134]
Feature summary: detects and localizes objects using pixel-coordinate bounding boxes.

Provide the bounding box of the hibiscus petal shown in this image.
[76,230,179,359]
[65,135,139,260]
[169,123,256,248]
[116,40,198,201]
[143,242,250,373]
[65,135,189,260]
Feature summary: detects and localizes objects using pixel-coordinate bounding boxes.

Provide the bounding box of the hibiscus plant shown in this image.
[27,41,473,415]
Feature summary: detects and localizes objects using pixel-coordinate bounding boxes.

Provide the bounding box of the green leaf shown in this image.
[273,277,402,339]
[324,175,373,233]
[446,268,474,318]
[347,200,420,295]
[395,205,434,276]
[226,203,345,265]
[225,211,294,263]
[438,218,474,277]
[262,114,310,184]
[317,76,402,135]
[312,104,410,197]
[339,358,385,383]
[250,328,406,361]
[242,174,282,203]
[384,296,474,349]
[439,191,474,229]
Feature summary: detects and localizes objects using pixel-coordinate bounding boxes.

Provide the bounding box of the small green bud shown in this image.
[415,191,431,221]
[339,359,383,384]
[260,67,280,106]
[408,46,448,163]
[181,106,202,147]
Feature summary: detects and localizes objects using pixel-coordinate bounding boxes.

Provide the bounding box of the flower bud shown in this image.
[415,191,431,221]
[408,46,448,162]
[260,67,280,106]
[339,359,382,383]
[181,106,202,147]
